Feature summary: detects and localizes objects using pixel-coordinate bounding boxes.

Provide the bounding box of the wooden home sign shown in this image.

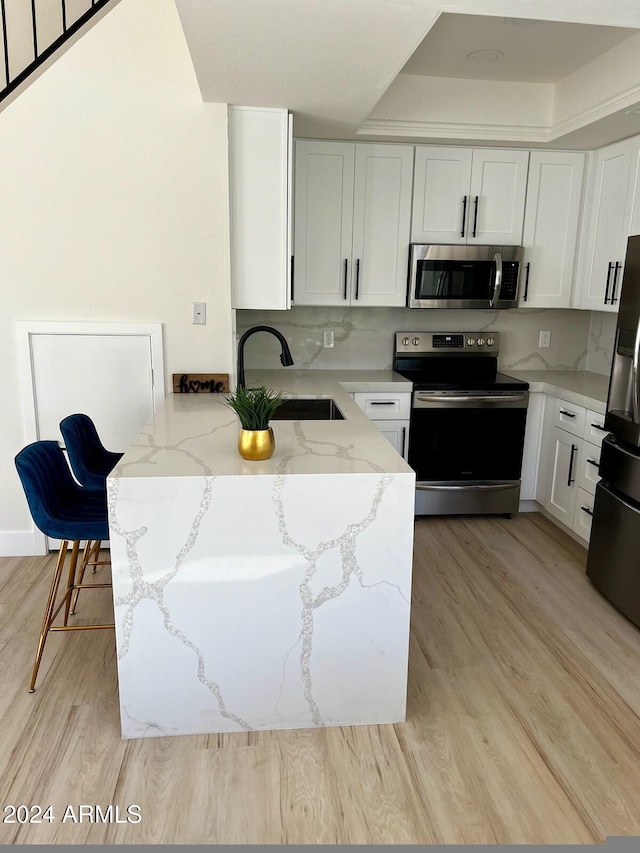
[172,373,230,393]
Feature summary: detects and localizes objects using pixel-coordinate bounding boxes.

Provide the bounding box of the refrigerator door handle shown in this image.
[633,323,640,424]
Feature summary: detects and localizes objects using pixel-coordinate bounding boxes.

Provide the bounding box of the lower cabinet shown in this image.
[352,391,410,461]
[537,396,606,543]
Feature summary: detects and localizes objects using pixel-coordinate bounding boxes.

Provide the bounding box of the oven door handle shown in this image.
[489,252,503,308]
[416,483,516,492]
[415,393,528,404]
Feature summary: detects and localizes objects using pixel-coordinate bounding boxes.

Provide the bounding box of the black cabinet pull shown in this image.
[472,196,479,238]
[568,444,577,487]
[355,258,360,300]
[611,262,621,304]
[343,258,348,300]
[586,458,599,468]
[370,401,396,406]
[524,262,530,302]
[461,196,467,237]
[559,409,576,418]
[581,505,594,517]
[290,255,295,304]
[591,422,608,432]
[401,426,407,458]
[604,261,613,304]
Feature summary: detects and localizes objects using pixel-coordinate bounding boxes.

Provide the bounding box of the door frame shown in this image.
[16,321,165,555]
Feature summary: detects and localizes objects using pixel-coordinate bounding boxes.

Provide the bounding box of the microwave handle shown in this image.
[489,252,503,308]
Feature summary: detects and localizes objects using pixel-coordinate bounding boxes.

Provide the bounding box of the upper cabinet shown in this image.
[519,151,585,308]
[293,141,413,306]
[411,146,529,246]
[574,137,640,312]
[229,106,293,310]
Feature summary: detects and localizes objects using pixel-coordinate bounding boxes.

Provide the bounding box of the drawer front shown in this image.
[552,397,585,438]
[353,392,411,420]
[574,487,595,541]
[584,408,609,447]
[577,440,601,496]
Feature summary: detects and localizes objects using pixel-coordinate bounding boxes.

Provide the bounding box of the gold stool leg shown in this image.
[29,540,69,693]
[92,539,102,574]
[70,540,92,616]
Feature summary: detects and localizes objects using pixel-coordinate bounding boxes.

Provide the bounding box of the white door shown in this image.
[370,419,410,461]
[31,334,156,450]
[468,149,529,246]
[521,152,585,308]
[351,144,413,307]
[293,140,355,305]
[411,146,472,244]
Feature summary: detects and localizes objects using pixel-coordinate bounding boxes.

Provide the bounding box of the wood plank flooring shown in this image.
[1,513,640,844]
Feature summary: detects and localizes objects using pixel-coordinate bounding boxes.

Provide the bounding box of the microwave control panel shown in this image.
[500,262,520,300]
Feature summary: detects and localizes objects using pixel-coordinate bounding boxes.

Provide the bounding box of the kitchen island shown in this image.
[107,370,415,739]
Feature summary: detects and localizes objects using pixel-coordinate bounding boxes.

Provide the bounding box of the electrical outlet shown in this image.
[192,302,206,325]
[323,330,335,348]
[539,330,551,348]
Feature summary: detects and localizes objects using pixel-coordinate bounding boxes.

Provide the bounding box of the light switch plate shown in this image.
[323,330,335,348]
[539,330,551,348]
[192,302,206,325]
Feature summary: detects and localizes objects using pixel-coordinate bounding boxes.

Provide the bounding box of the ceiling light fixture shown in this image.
[467,49,504,62]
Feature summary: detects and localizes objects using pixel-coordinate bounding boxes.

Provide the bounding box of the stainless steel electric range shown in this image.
[393,331,530,516]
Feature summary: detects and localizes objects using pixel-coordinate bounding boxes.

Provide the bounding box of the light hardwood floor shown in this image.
[1,513,640,844]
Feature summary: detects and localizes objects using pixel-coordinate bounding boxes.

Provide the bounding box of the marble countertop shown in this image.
[112,369,414,480]
[502,369,609,412]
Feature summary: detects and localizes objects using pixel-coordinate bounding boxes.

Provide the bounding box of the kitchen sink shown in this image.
[271,398,345,420]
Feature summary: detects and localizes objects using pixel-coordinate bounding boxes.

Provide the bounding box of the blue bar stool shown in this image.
[59,413,123,491]
[15,440,114,693]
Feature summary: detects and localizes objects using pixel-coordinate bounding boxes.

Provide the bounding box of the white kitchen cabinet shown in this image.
[537,396,606,544]
[293,141,413,307]
[229,106,292,310]
[519,152,585,308]
[575,137,640,312]
[411,146,529,246]
[352,391,411,461]
[519,391,544,502]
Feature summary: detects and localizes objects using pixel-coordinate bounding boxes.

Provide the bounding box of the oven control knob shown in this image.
[466,337,476,346]
[402,336,410,346]
[486,337,495,347]
[411,336,421,346]
[476,337,485,346]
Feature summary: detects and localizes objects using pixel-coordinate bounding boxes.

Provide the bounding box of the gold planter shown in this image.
[238,427,275,461]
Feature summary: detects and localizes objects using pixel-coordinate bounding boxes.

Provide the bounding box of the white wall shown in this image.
[0,0,234,552]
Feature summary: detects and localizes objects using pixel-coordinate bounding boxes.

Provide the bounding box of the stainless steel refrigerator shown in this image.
[587,233,640,627]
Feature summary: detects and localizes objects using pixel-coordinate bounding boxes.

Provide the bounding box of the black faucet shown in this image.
[236,325,294,389]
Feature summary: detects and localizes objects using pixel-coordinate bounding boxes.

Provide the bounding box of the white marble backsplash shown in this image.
[237,307,592,372]
[586,311,617,376]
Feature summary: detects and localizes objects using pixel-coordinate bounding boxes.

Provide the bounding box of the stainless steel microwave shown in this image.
[407,244,524,309]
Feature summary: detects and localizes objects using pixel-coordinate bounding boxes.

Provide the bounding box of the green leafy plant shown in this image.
[223,385,288,430]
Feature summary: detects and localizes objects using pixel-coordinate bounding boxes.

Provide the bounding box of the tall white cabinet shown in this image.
[519,151,585,308]
[576,137,640,312]
[411,146,529,246]
[293,141,413,306]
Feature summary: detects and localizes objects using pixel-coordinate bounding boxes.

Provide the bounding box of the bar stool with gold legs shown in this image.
[60,414,123,606]
[15,440,114,693]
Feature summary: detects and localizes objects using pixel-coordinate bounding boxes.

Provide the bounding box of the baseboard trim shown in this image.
[0,529,45,557]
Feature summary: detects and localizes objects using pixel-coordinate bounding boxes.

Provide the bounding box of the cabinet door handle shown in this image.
[559,409,576,418]
[355,258,360,300]
[568,444,577,487]
[401,426,407,458]
[581,505,594,517]
[611,262,621,304]
[472,196,479,238]
[524,262,530,302]
[586,458,599,468]
[604,261,613,304]
[591,422,607,432]
[461,195,468,237]
[343,258,348,300]
[290,255,295,304]
[370,401,396,406]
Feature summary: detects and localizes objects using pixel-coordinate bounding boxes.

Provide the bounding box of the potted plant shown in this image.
[224,385,287,460]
